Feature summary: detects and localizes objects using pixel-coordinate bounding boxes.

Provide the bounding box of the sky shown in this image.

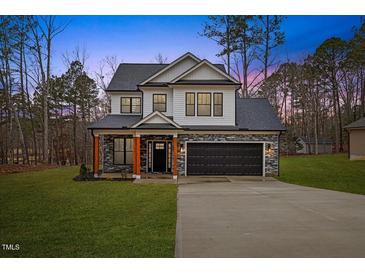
[51,15,363,75]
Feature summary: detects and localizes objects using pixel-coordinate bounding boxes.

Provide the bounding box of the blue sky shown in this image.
[52,15,363,74]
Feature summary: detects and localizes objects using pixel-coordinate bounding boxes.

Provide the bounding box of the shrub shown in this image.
[79,164,87,177]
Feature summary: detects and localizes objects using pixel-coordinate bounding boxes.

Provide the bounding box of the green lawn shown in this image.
[279,153,365,195]
[0,167,177,257]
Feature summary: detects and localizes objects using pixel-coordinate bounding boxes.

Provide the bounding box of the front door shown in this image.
[153,142,167,172]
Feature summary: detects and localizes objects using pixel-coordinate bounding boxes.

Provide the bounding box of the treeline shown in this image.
[202,16,365,153]
[0,16,106,165]
[1,16,364,165]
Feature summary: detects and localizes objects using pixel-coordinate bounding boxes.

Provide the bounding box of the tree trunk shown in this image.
[18,34,30,164]
[73,103,78,165]
[226,17,231,76]
[264,15,269,80]
[23,46,38,165]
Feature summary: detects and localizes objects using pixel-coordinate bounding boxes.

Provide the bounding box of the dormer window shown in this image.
[121,97,141,114]
[153,94,167,112]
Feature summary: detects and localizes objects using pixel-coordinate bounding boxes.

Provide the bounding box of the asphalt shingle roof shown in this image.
[344,117,365,129]
[106,63,227,91]
[88,115,141,129]
[88,98,285,131]
[235,98,286,131]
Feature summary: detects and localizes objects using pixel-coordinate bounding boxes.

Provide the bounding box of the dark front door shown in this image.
[187,143,263,176]
[153,142,167,172]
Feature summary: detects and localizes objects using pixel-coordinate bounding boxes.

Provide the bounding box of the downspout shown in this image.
[91,129,95,172]
[278,131,281,177]
[234,85,241,127]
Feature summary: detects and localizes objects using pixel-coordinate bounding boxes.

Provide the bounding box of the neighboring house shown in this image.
[344,117,365,160]
[296,137,333,154]
[88,52,285,179]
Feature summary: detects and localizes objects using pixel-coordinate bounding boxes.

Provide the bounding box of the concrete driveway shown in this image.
[175,177,365,257]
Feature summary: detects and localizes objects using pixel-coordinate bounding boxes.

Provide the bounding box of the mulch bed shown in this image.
[0,164,59,175]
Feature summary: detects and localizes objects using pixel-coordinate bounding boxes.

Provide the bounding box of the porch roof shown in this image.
[87,114,141,129]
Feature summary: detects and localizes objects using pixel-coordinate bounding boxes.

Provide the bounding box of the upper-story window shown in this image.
[213,93,223,116]
[185,93,195,116]
[121,97,141,114]
[153,94,167,112]
[197,93,211,116]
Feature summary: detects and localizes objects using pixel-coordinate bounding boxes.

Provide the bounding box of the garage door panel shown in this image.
[187,143,263,176]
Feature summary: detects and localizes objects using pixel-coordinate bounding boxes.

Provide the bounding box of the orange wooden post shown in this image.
[136,136,141,179]
[173,136,178,179]
[93,135,100,177]
[133,137,137,177]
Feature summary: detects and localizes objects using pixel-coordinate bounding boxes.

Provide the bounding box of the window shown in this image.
[153,94,167,112]
[114,138,133,165]
[197,93,211,116]
[121,97,141,113]
[155,143,165,150]
[185,93,195,116]
[213,93,223,116]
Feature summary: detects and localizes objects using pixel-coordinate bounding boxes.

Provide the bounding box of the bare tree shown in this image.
[258,16,285,80]
[94,55,120,117]
[28,16,68,163]
[201,16,236,75]
[154,53,168,64]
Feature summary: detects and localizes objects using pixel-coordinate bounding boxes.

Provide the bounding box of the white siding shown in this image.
[110,92,142,114]
[144,115,167,124]
[141,88,174,117]
[151,57,197,82]
[172,86,236,126]
[181,63,227,80]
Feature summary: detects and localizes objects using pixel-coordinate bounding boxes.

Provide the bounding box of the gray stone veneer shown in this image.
[102,135,133,173]
[102,133,279,176]
[177,134,279,176]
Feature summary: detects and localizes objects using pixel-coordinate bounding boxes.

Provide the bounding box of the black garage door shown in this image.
[187,143,263,176]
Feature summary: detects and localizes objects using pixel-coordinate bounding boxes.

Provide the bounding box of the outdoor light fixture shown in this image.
[267,143,273,155]
[180,143,185,153]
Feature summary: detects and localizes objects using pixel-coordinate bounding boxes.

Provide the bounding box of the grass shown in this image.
[279,153,365,195]
[0,167,177,258]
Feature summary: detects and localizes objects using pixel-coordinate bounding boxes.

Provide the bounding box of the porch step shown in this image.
[134,179,177,184]
[99,173,133,179]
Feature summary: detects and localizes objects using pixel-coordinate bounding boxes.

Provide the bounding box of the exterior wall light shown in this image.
[267,143,274,155]
[180,143,185,153]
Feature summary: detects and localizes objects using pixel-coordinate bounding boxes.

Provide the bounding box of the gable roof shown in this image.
[139,52,200,85]
[106,53,228,91]
[171,59,239,84]
[235,98,286,131]
[344,117,365,129]
[131,111,182,129]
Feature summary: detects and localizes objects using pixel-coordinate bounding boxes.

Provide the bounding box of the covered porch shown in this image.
[92,130,179,180]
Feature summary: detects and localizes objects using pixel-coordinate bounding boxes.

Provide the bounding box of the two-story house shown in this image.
[89,52,285,179]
